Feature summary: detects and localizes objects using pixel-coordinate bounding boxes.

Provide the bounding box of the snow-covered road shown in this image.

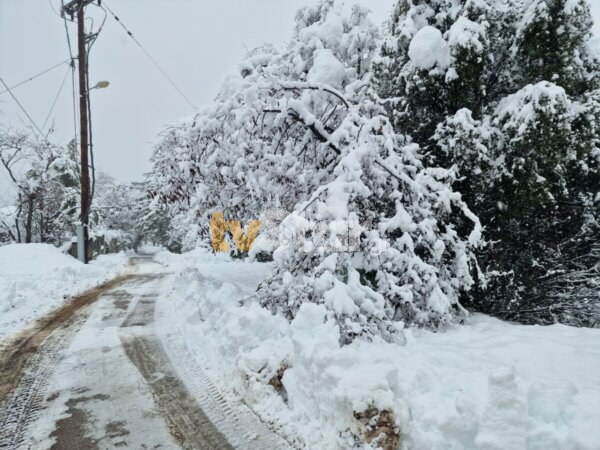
[0,255,289,450]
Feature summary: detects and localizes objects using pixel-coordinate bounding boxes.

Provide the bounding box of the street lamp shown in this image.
[90,80,110,90]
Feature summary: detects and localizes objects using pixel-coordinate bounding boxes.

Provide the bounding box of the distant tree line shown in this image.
[0,129,174,253]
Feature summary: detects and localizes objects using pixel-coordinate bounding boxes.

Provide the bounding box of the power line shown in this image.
[61,0,79,148]
[41,66,71,133]
[0,77,45,139]
[48,0,63,18]
[0,59,71,96]
[102,1,197,110]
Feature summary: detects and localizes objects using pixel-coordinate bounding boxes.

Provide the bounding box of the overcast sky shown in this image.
[0,0,394,198]
[1,0,599,204]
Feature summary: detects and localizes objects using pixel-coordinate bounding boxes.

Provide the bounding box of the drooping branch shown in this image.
[263,107,341,155]
[277,81,350,109]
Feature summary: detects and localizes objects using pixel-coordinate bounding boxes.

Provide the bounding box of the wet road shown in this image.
[0,256,288,450]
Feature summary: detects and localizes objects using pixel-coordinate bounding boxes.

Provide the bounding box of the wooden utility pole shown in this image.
[63,0,96,263]
[77,4,90,263]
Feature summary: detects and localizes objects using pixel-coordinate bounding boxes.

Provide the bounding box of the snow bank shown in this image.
[158,250,600,449]
[0,243,129,341]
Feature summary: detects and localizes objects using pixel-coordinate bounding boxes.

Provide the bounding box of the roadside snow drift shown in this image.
[0,243,128,342]
[157,249,600,450]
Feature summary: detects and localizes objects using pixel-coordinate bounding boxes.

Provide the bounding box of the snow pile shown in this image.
[157,250,600,449]
[446,17,486,54]
[0,243,129,341]
[494,81,571,133]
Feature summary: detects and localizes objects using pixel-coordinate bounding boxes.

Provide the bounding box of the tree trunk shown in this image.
[25,196,34,243]
[15,197,22,243]
[15,217,21,243]
[39,198,45,243]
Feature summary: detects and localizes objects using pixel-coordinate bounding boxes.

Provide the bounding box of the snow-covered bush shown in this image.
[257,105,481,342]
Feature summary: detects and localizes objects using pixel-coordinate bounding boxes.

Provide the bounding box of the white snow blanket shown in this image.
[0,243,128,342]
[157,249,600,450]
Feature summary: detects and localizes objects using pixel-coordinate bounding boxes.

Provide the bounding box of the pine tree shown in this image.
[375,0,600,325]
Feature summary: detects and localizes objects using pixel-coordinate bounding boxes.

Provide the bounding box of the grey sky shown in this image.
[0,0,394,194]
[1,0,599,203]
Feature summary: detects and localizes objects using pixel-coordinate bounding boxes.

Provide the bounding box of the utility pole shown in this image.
[77,4,90,263]
[62,0,96,263]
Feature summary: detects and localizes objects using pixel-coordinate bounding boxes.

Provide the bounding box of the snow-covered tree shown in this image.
[150,1,482,341]
[0,206,19,243]
[375,0,600,325]
[0,129,80,245]
[151,1,381,249]
[93,171,178,252]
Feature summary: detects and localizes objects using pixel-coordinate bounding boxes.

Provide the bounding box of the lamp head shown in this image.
[91,80,110,90]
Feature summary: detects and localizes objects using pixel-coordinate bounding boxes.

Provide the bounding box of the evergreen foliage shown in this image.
[374,0,600,325]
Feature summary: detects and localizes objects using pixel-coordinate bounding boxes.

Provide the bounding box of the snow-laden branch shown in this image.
[276,81,350,109]
[263,99,342,155]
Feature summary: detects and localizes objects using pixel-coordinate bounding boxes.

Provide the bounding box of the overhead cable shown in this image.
[0,77,45,139]
[0,59,71,96]
[41,66,71,133]
[102,1,197,110]
[61,0,79,147]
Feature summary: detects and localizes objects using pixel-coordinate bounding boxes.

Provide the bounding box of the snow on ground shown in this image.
[156,248,600,450]
[0,243,129,342]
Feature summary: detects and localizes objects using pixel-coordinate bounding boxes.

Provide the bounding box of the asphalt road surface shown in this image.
[0,256,290,450]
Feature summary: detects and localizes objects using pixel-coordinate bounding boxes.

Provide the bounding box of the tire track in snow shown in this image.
[119,278,233,450]
[121,335,233,450]
[155,288,295,450]
[121,275,292,450]
[0,328,71,450]
[0,273,135,450]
